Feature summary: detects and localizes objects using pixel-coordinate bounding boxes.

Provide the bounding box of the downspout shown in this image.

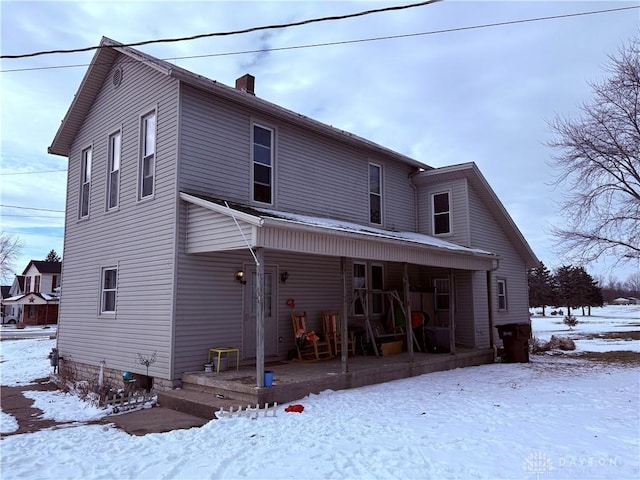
[487,258,500,359]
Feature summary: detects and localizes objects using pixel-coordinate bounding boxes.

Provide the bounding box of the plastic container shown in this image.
[264,370,274,387]
[495,323,531,362]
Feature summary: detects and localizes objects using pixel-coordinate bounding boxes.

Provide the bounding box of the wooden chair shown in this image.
[291,311,333,361]
[322,311,356,356]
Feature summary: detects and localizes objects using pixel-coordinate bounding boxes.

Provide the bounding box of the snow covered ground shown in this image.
[1,305,638,480]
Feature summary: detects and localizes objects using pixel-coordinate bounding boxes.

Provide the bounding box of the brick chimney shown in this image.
[235,74,255,95]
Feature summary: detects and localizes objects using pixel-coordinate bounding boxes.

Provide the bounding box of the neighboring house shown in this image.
[1,286,17,323]
[48,37,538,391]
[2,261,61,325]
[612,297,638,305]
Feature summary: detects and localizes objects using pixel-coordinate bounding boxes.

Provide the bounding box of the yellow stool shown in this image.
[207,347,240,373]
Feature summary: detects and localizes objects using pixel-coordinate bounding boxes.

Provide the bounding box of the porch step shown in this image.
[181,372,261,404]
[156,389,248,420]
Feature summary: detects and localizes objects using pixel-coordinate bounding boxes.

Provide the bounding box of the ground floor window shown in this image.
[101,267,118,314]
[497,278,508,311]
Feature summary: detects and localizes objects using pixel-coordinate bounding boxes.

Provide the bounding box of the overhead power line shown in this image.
[1,5,636,74]
[0,169,67,176]
[1,205,65,213]
[1,0,443,59]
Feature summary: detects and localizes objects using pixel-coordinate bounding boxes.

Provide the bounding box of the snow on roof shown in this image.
[256,207,495,257]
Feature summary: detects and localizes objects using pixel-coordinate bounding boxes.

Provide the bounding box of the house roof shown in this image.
[180,192,499,272]
[411,162,539,269]
[22,260,62,275]
[49,37,428,170]
[2,292,60,305]
[1,286,10,299]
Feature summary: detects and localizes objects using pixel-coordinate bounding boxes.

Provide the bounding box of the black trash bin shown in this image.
[495,323,531,363]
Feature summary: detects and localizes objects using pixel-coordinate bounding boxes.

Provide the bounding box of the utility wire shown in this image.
[0,170,67,175]
[1,5,636,74]
[1,205,65,213]
[2,214,65,219]
[1,0,443,59]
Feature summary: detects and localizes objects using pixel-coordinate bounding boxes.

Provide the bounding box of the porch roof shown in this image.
[180,193,499,271]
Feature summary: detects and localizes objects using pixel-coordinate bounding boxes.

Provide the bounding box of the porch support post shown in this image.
[255,247,265,388]
[340,256,349,374]
[402,263,414,361]
[449,269,456,354]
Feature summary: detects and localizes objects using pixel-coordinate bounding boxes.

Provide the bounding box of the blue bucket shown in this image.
[264,371,274,387]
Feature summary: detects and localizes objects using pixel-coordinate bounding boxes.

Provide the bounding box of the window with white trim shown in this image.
[25,277,31,293]
[34,275,41,293]
[252,124,274,204]
[369,163,382,224]
[107,131,121,209]
[497,279,508,311]
[80,147,92,218]
[140,111,156,199]
[432,191,451,235]
[353,262,367,315]
[434,278,450,310]
[101,267,118,314]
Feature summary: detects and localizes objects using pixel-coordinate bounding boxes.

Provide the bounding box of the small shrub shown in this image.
[563,315,578,330]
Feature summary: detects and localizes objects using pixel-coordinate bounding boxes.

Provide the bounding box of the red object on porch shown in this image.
[285,404,304,413]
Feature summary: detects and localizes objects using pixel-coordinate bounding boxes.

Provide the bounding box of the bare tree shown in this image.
[548,38,640,267]
[0,233,25,283]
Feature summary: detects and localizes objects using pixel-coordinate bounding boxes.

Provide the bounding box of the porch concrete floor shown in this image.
[160,348,495,417]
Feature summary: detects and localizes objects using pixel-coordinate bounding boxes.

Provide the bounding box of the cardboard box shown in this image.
[380,340,403,356]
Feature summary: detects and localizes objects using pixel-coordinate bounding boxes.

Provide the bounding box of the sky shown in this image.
[1,304,639,479]
[1,0,639,283]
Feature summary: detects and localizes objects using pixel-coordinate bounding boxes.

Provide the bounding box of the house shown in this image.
[2,261,61,325]
[48,37,538,393]
[612,297,638,305]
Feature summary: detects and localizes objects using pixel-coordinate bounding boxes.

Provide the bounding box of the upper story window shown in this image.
[497,279,508,311]
[34,275,41,293]
[101,266,118,314]
[369,163,382,224]
[80,147,92,218]
[25,276,31,293]
[52,275,61,291]
[432,191,451,235]
[252,124,274,204]
[107,131,121,209]
[140,111,156,199]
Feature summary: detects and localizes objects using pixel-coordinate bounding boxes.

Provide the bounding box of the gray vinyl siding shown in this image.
[173,247,342,373]
[453,271,474,347]
[57,55,179,379]
[178,84,416,231]
[416,179,471,246]
[184,203,255,252]
[468,185,530,334]
[179,85,250,203]
[472,271,490,348]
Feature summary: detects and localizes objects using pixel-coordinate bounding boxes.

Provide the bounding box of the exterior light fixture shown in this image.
[280,271,289,284]
[235,270,246,284]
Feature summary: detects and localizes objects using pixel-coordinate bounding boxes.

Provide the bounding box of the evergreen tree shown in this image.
[44,249,61,262]
[555,265,603,315]
[528,262,556,315]
[555,265,579,315]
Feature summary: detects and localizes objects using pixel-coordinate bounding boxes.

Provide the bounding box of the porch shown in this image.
[158,348,495,419]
